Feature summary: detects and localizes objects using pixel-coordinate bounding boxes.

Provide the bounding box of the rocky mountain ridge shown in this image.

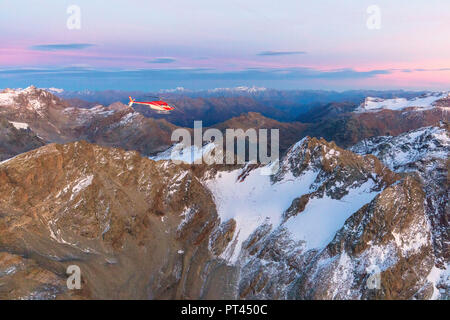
[1,86,448,160]
[351,124,449,298]
[0,130,446,299]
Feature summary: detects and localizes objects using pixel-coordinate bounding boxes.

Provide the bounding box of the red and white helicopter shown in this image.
[128,96,175,113]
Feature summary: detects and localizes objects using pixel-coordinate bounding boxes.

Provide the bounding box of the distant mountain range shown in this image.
[1,86,448,159]
[55,87,431,125]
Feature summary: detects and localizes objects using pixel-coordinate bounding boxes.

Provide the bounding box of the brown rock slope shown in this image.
[0,141,236,299]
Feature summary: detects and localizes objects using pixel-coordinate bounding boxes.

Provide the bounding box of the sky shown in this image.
[0,0,449,91]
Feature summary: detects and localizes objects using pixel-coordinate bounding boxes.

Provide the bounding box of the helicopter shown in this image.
[128,96,175,114]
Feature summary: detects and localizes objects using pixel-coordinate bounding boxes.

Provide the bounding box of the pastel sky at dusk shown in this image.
[1,0,449,91]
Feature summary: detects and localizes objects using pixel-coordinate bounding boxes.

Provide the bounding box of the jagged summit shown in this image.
[0,85,64,109]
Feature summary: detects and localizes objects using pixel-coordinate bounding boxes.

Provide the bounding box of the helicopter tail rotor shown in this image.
[128,96,135,107]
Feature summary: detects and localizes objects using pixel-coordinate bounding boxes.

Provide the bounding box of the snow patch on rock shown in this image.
[8,121,29,130]
[70,175,94,200]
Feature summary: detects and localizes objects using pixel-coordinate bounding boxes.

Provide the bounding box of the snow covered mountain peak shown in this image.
[356,91,449,112]
[208,86,267,94]
[0,85,57,105]
[0,86,66,122]
[350,124,449,171]
[204,136,398,265]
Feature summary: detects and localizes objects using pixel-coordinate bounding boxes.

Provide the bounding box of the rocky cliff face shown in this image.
[1,131,445,299]
[0,141,233,299]
[351,124,449,298]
